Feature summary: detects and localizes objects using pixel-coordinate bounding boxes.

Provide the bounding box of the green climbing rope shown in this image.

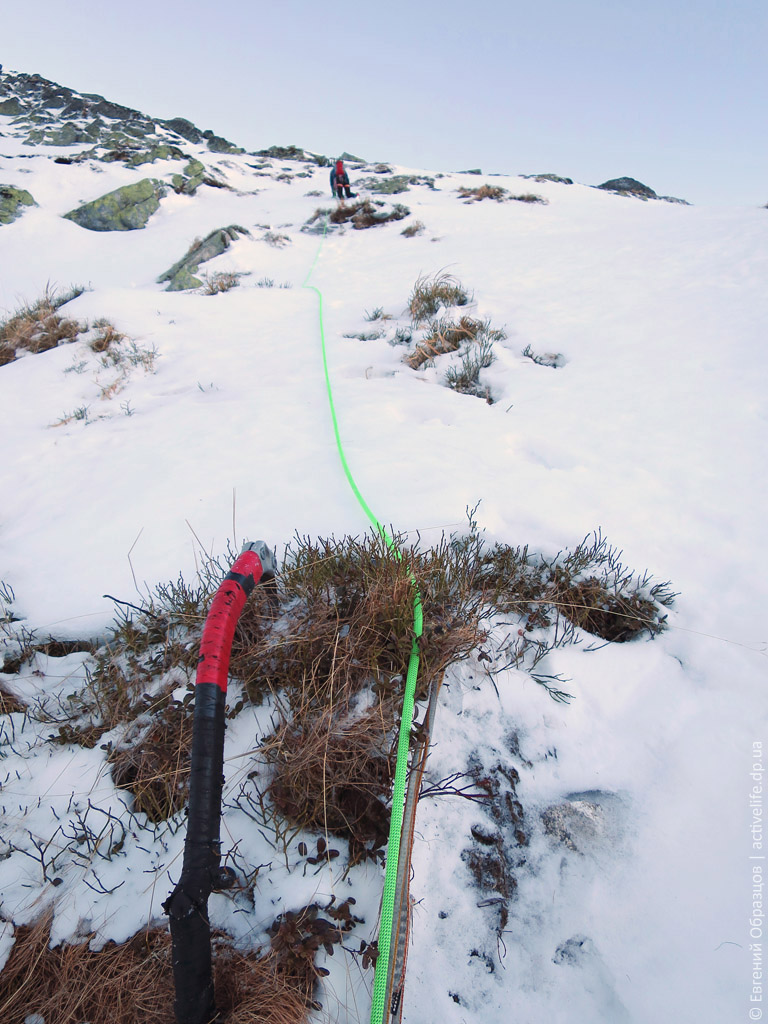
[302,220,423,1024]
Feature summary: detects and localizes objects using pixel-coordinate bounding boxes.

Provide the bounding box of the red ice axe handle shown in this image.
[165,540,275,1024]
[196,542,274,692]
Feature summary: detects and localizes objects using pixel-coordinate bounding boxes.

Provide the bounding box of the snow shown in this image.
[1,96,766,1024]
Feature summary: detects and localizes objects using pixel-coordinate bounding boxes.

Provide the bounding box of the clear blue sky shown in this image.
[5,0,766,205]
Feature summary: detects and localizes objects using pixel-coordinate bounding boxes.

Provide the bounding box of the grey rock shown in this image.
[25,122,93,146]
[597,176,657,198]
[64,178,167,231]
[203,130,243,154]
[522,173,573,185]
[99,143,182,166]
[541,790,624,853]
[597,176,690,204]
[255,144,307,161]
[157,225,250,291]
[83,94,143,121]
[0,97,23,115]
[553,935,594,965]
[162,117,203,143]
[659,194,692,205]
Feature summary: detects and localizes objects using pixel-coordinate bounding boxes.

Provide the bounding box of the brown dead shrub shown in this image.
[268,900,359,1008]
[264,703,394,860]
[328,199,410,229]
[0,914,309,1024]
[477,532,675,643]
[554,577,665,642]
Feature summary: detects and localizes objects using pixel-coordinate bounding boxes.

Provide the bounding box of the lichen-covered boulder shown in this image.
[64,178,167,231]
[172,158,206,195]
[157,225,250,291]
[0,185,36,225]
[124,144,185,167]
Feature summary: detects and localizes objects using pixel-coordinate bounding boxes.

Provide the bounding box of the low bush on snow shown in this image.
[0,529,675,1007]
[305,200,410,231]
[201,270,244,294]
[0,284,86,365]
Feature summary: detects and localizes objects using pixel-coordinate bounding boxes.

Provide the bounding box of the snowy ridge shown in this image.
[1,69,767,1024]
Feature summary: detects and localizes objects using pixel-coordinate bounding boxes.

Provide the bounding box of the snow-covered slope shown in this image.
[1,70,766,1024]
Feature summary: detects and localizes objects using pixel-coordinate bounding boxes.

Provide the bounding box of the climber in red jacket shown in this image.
[330,158,356,200]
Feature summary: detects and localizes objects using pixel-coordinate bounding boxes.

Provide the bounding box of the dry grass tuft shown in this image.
[202,271,243,294]
[401,220,425,237]
[89,318,126,352]
[264,704,394,859]
[407,271,471,323]
[0,681,25,715]
[457,184,508,203]
[234,532,487,855]
[0,285,87,366]
[109,698,193,820]
[457,185,546,205]
[405,315,486,369]
[263,231,291,248]
[0,914,310,1024]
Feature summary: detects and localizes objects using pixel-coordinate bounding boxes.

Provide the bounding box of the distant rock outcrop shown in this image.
[102,143,186,168]
[354,174,435,195]
[157,225,250,291]
[0,184,36,225]
[64,179,167,231]
[0,71,243,166]
[597,176,690,205]
[256,145,313,162]
[522,173,573,185]
[598,177,657,198]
